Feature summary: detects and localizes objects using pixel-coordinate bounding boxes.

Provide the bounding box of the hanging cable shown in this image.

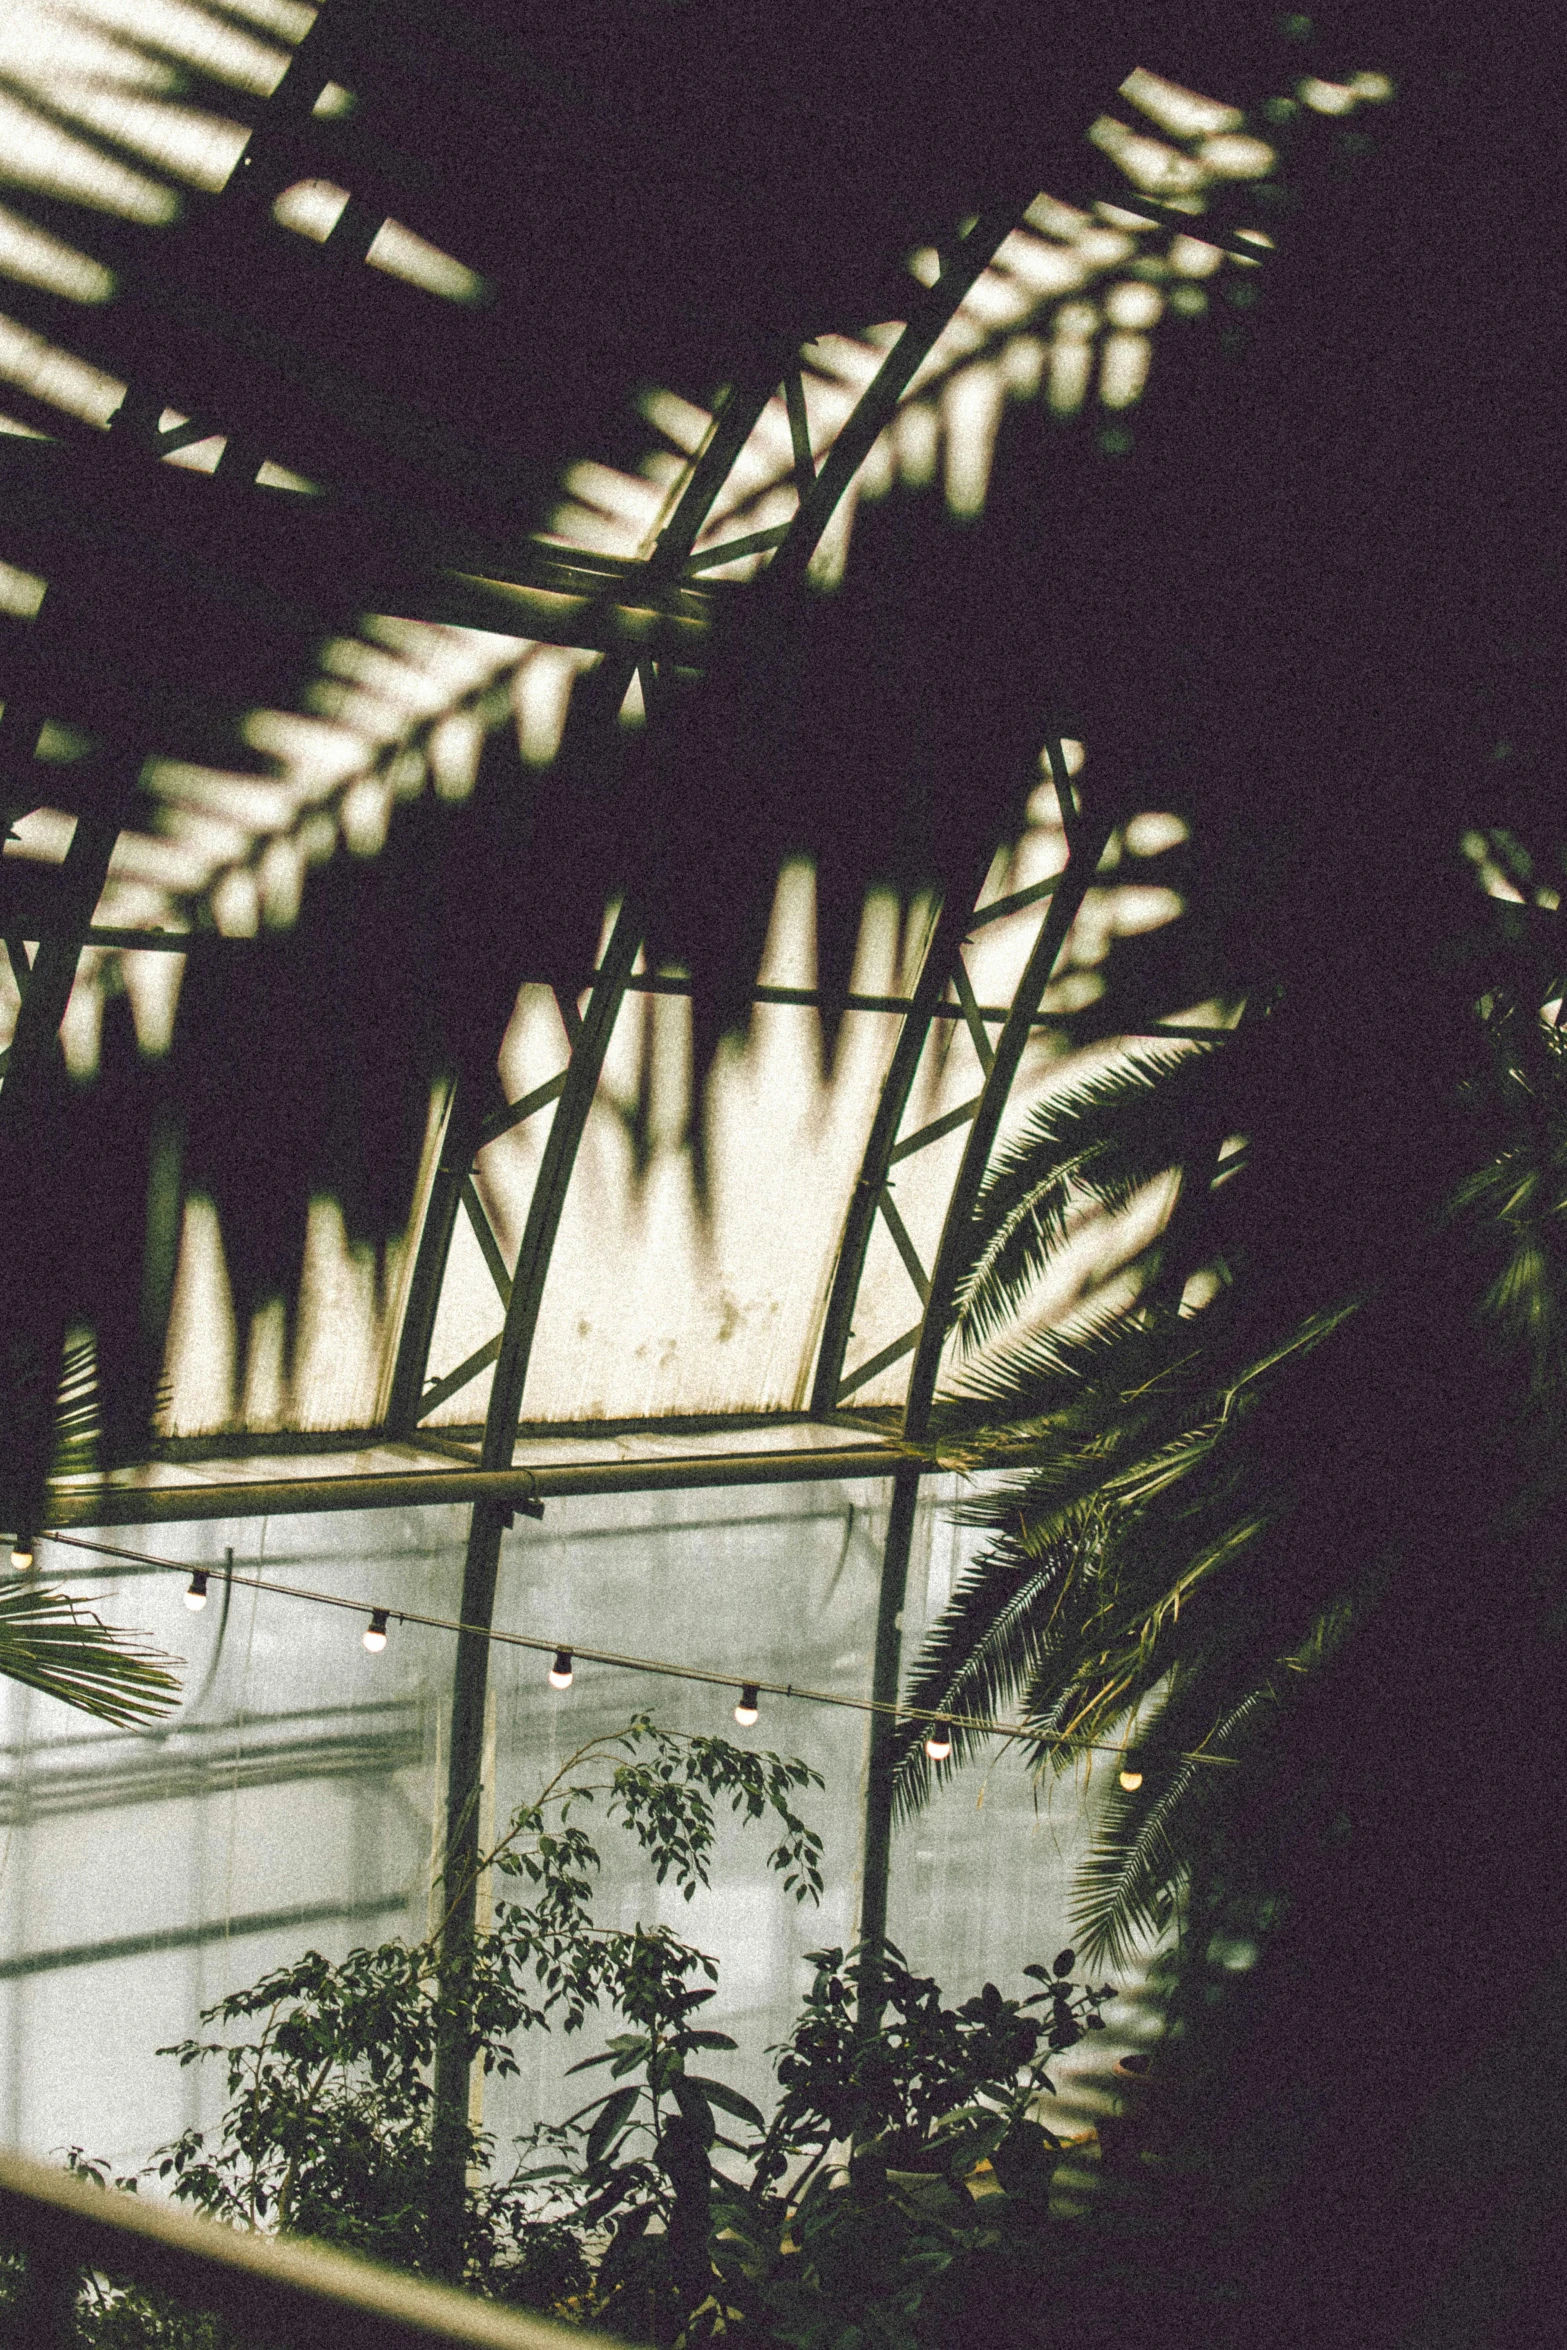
[36,1528,1237,1767]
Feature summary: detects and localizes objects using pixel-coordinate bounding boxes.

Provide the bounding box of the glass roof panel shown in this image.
[1,0,1323,1485]
[424,868,932,1426]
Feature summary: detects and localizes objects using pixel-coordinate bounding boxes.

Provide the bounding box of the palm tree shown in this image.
[893,894,1567,1960]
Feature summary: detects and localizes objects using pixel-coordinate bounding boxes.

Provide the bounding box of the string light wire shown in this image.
[38,1528,1237,1768]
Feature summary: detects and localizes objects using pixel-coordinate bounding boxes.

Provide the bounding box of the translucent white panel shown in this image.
[531,1016,886,1417]
[425,873,928,1427]
[148,774,1192,1442]
[161,1194,410,1437]
[1,1507,460,2169]
[0,1481,1140,2181]
[838,779,1191,1411]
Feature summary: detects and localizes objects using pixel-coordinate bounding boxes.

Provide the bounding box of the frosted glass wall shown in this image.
[0,1476,1137,2183]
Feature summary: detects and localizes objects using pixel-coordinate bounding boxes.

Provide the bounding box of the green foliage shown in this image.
[893,982,1567,1972]
[0,1579,181,1729]
[46,1718,1115,2350]
[144,1719,821,2300]
[695,1943,1111,2350]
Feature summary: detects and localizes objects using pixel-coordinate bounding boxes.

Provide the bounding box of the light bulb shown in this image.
[733,1682,760,1728]
[363,1608,389,1653]
[924,1720,953,1762]
[548,1648,573,1689]
[9,1544,33,1572]
[1118,1766,1144,1792]
[184,1570,209,1612]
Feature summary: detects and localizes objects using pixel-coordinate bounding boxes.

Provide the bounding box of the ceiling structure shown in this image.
[0,0,1379,1529]
[9,27,1567,2345]
[0,0,1420,2013]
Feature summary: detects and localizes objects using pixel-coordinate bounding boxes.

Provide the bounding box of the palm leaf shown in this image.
[0,1582,182,1727]
[892,1521,1102,1812]
[52,1331,101,1481]
[950,1043,1222,1352]
[1061,1566,1375,1971]
[1066,1682,1273,1972]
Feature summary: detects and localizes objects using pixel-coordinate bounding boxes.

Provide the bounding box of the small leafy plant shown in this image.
[22,1719,1115,2349]
[696,1941,1111,2349]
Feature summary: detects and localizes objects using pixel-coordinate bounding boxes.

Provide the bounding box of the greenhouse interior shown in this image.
[0,3,1563,2345]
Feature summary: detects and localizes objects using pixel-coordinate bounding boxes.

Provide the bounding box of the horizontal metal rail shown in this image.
[43,1437,915,1526]
[0,2148,622,2350]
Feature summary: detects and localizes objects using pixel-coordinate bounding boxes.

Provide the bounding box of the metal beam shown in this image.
[42,1440,913,1529]
[427,381,777,2271]
[460,1175,513,1307]
[0,813,120,1127]
[0,2148,624,2350]
[948,950,997,1077]
[784,369,816,493]
[903,801,1113,1450]
[808,868,995,1414]
[385,1082,491,1432]
[876,1187,931,1305]
[393,382,778,1449]
[854,768,1115,1987]
[0,1894,407,1983]
[770,206,1027,590]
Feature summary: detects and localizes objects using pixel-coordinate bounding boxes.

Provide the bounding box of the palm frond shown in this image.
[0,1582,182,1727]
[52,1332,100,1480]
[892,1521,1101,1813]
[932,1286,1202,1442]
[1068,1681,1274,1971]
[935,1271,1271,1446]
[950,1043,1221,1352]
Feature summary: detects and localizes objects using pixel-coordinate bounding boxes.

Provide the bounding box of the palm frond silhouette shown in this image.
[896,989,1567,1972]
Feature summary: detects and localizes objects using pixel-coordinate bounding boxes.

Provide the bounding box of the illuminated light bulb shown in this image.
[184,1570,209,1612]
[924,1720,953,1762]
[363,1608,389,1654]
[1119,1766,1144,1792]
[733,1683,760,1728]
[548,1648,573,1690]
[9,1540,33,1571]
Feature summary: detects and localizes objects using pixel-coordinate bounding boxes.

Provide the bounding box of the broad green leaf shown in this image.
[586,2085,639,2172]
[671,2075,716,2143]
[690,2076,766,2130]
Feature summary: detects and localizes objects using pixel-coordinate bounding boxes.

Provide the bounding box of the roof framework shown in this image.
[0,0,1395,2194]
[0,1,1298,1526]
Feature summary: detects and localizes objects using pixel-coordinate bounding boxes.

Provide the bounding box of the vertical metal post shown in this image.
[421,203,1047,2186]
[854,789,1115,2016]
[425,389,776,2273]
[856,1464,921,2016]
[427,1497,504,2275]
